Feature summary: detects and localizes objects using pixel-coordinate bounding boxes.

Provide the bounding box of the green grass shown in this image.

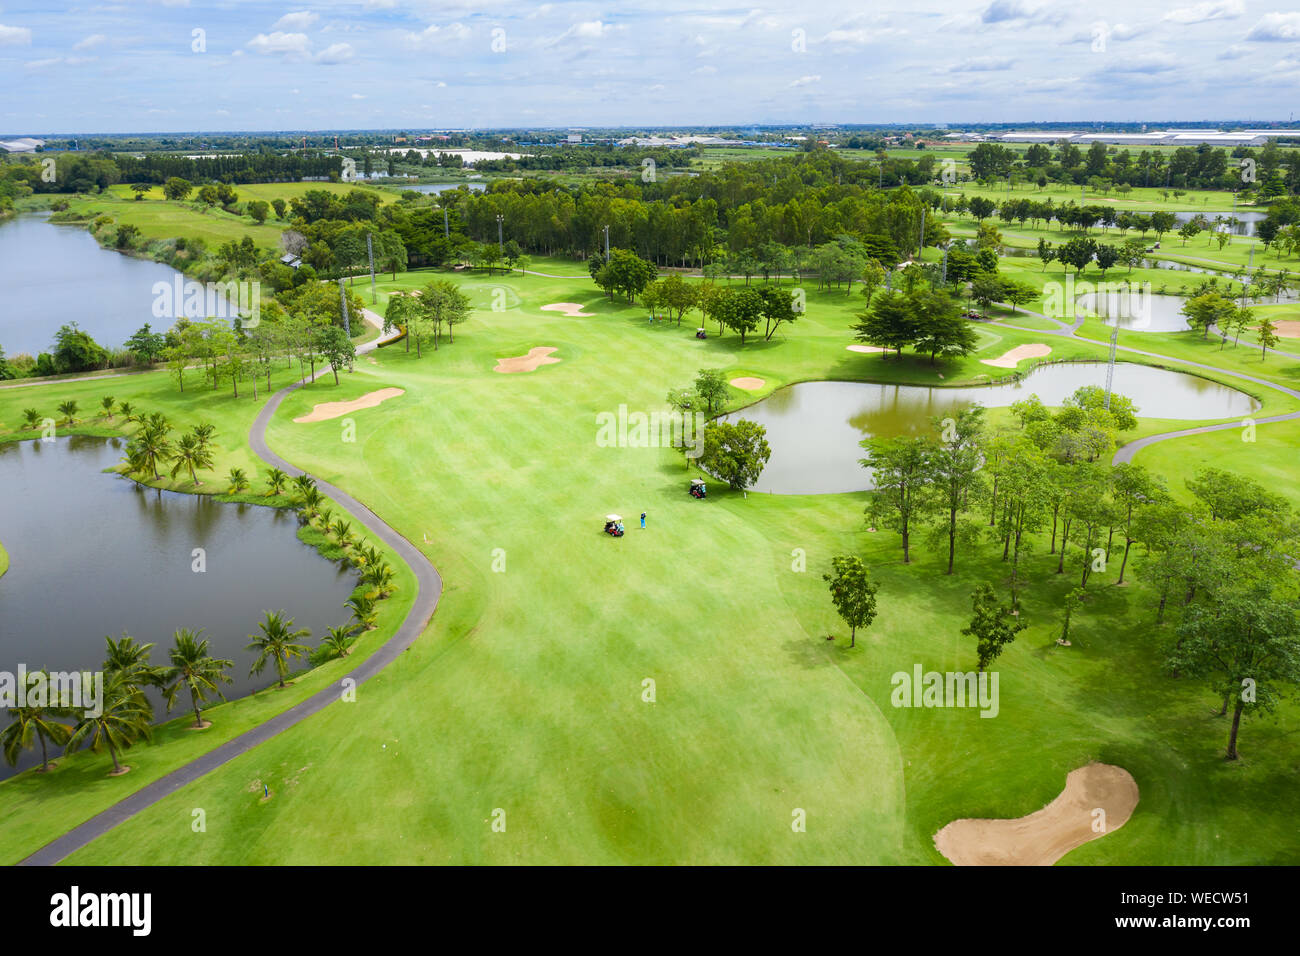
[0,263,1285,865]
[0,536,8,578]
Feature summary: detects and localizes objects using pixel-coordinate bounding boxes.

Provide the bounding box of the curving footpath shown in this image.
[20,337,441,866]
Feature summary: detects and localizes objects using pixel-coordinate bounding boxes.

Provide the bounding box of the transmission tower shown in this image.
[1104,320,1119,411]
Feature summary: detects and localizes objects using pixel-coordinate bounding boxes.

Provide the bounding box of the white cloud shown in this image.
[980,1,1061,25]
[1245,12,1300,41]
[0,23,33,46]
[1164,1,1244,25]
[315,42,354,64]
[272,12,320,32]
[247,31,312,57]
[402,23,471,48]
[73,34,106,50]
[945,55,1015,72]
[350,93,366,100]
[788,74,821,87]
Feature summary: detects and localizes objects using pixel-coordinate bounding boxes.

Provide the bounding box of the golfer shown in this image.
[640,512,646,529]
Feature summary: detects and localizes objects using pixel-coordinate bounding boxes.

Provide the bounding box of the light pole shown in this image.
[603,224,610,259]
[496,214,504,254]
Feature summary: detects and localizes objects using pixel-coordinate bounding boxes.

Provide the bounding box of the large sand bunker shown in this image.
[1262,319,1300,339]
[934,763,1139,866]
[541,302,595,317]
[980,343,1052,368]
[293,388,405,424]
[494,346,561,374]
[847,344,890,354]
[730,377,765,390]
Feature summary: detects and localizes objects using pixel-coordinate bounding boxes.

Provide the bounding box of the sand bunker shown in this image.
[934,763,1138,866]
[1263,320,1300,338]
[847,344,890,354]
[494,346,561,374]
[293,388,405,424]
[980,343,1052,369]
[730,377,765,390]
[541,302,595,317]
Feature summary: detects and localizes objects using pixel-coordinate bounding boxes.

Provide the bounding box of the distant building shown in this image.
[567,133,582,144]
[0,137,45,153]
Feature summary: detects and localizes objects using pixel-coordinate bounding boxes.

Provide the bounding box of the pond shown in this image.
[1076,289,1193,332]
[402,182,488,195]
[1171,210,1266,237]
[0,212,189,358]
[719,362,1259,495]
[0,436,358,777]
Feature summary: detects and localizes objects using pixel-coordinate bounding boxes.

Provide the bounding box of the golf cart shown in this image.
[603,514,625,537]
[695,327,707,339]
[689,479,707,499]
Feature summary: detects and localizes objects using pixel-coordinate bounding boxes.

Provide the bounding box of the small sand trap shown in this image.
[494,346,561,374]
[980,343,1052,368]
[541,302,595,317]
[847,344,890,354]
[293,388,405,423]
[730,377,765,390]
[934,763,1139,866]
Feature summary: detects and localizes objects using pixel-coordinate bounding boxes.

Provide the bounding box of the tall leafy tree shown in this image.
[926,405,986,575]
[861,436,931,563]
[963,584,1027,672]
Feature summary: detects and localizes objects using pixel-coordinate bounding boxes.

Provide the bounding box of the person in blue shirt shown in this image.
[640,512,646,529]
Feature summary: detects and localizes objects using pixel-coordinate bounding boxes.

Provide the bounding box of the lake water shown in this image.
[0,436,357,777]
[0,213,186,358]
[720,362,1258,494]
[402,182,488,195]
[1172,210,1266,237]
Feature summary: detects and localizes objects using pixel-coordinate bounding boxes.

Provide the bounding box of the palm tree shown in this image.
[247,611,312,689]
[319,625,355,660]
[345,593,378,632]
[362,562,396,597]
[192,422,217,453]
[131,424,172,480]
[228,467,250,493]
[1,676,73,773]
[316,507,334,530]
[292,473,316,501]
[65,671,153,776]
[56,400,78,425]
[102,633,162,693]
[161,628,233,728]
[299,486,323,518]
[100,396,115,419]
[145,411,172,435]
[264,467,288,496]
[22,408,41,430]
[329,518,352,543]
[117,400,135,424]
[170,432,214,486]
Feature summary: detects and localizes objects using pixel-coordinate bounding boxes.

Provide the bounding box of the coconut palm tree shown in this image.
[299,486,323,518]
[131,423,173,480]
[362,562,396,597]
[117,400,135,424]
[65,671,153,776]
[161,628,233,728]
[56,400,78,425]
[1,676,73,773]
[170,432,214,486]
[227,467,250,493]
[100,396,115,419]
[247,611,312,689]
[264,467,288,496]
[192,422,217,454]
[102,634,163,693]
[22,408,41,430]
[292,473,316,500]
[345,593,378,632]
[329,518,352,543]
[316,507,334,530]
[319,625,355,660]
[144,411,172,436]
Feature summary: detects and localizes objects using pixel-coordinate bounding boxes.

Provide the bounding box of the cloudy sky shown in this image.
[1,0,1298,133]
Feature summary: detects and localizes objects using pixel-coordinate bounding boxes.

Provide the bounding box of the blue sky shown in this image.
[2,1,1299,133]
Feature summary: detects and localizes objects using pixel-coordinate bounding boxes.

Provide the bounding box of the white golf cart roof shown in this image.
[690,479,705,486]
[606,514,622,522]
